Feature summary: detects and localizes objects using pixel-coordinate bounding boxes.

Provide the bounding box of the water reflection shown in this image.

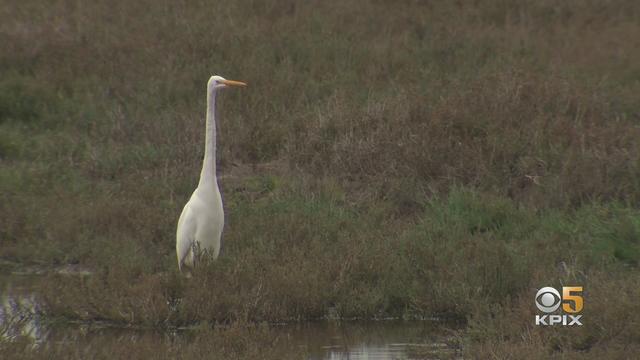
[276,320,460,360]
[0,277,46,346]
[1,274,461,359]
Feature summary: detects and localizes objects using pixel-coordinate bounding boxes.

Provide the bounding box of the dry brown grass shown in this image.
[2,0,640,358]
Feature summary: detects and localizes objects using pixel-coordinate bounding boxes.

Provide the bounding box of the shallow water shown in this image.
[274,320,461,359]
[1,272,461,359]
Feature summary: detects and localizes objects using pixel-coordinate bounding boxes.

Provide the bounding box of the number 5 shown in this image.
[563,287,583,313]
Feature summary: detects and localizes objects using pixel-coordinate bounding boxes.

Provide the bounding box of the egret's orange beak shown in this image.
[219,79,247,87]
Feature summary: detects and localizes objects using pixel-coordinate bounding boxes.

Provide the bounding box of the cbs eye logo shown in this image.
[534,286,583,326]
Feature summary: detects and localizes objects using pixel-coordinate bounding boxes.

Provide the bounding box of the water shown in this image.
[273,321,460,359]
[0,272,461,359]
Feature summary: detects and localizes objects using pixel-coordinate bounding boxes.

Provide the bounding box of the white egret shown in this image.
[176,75,246,272]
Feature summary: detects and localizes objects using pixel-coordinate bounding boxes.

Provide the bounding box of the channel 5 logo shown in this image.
[535,286,583,326]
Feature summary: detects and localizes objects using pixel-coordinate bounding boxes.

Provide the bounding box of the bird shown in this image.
[176,75,246,273]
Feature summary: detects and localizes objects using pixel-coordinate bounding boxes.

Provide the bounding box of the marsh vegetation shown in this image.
[1,0,640,358]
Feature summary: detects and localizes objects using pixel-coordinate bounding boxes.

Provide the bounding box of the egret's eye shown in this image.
[535,287,561,313]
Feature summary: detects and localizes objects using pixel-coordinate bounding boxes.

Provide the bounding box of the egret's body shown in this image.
[176,75,246,272]
[176,183,224,270]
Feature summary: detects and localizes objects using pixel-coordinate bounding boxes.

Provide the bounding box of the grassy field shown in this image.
[1,0,640,358]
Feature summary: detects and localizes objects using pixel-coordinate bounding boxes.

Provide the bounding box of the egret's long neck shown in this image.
[198,86,218,187]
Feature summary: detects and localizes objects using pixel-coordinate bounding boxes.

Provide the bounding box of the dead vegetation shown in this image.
[1,0,640,358]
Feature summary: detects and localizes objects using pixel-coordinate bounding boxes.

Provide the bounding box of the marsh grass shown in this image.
[1,320,304,360]
[2,0,640,358]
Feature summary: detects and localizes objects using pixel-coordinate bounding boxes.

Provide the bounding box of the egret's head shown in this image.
[208,75,247,91]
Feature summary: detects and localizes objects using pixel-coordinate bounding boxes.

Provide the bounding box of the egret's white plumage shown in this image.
[176,75,246,272]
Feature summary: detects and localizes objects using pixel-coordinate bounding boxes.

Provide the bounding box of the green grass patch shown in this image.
[2,0,640,358]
